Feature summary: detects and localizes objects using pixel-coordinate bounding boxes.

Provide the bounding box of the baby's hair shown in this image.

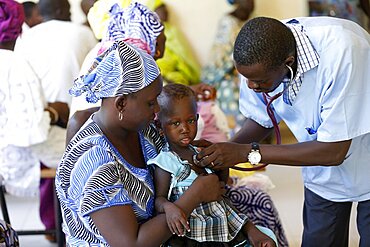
[157,84,196,117]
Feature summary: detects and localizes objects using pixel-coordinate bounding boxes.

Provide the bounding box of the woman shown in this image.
[56,40,223,246]
[149,0,202,86]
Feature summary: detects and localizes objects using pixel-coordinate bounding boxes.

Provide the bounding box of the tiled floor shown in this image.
[0,124,360,247]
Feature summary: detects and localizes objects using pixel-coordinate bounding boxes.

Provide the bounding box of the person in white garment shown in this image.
[195,16,370,247]
[15,0,97,109]
[0,3,68,242]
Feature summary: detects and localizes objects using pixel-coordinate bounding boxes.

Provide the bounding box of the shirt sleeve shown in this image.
[70,146,132,217]
[147,151,182,176]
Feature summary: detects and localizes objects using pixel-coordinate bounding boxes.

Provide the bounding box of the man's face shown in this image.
[235,63,287,93]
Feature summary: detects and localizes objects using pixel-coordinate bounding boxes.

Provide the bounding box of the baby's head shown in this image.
[157,84,198,147]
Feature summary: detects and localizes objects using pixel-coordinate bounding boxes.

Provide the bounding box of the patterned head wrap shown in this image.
[0,0,25,43]
[69,40,160,103]
[87,0,132,40]
[105,2,163,57]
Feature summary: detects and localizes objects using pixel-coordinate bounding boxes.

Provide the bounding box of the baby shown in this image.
[148,84,277,246]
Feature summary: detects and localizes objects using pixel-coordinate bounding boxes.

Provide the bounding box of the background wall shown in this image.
[69,0,309,66]
[21,0,308,66]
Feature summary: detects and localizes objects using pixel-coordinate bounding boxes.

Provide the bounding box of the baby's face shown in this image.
[161,97,198,148]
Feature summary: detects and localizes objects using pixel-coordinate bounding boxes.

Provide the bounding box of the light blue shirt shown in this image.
[239,17,370,202]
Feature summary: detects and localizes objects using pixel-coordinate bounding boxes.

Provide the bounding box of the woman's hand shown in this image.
[48,102,70,128]
[195,142,248,170]
[163,202,189,236]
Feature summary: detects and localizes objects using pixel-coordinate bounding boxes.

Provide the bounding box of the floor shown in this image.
[0,125,360,247]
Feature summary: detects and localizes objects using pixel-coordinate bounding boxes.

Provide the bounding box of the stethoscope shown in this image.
[263,64,294,145]
[231,65,294,171]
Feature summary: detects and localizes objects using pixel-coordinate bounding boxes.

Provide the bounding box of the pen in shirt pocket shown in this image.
[305,127,317,135]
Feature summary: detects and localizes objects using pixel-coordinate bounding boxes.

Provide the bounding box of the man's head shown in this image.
[22,1,43,27]
[38,0,71,22]
[233,17,296,92]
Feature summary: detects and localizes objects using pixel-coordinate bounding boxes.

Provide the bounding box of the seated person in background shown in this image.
[202,0,254,135]
[308,0,370,31]
[0,1,69,242]
[148,84,277,246]
[148,0,201,86]
[80,0,96,28]
[56,40,224,246]
[22,1,43,29]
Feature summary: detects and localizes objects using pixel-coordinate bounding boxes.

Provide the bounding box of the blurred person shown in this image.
[80,0,96,28]
[308,0,370,30]
[148,0,201,86]
[14,0,97,241]
[0,0,70,242]
[22,1,42,29]
[202,0,255,135]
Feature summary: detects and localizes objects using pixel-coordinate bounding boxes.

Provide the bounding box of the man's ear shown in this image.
[115,95,127,112]
[285,55,295,67]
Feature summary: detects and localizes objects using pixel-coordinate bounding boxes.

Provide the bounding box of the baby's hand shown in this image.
[163,202,190,236]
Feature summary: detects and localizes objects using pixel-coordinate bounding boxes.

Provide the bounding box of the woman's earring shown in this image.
[155,50,161,58]
[118,111,123,121]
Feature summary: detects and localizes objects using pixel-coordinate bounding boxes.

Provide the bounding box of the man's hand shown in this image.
[195,142,248,170]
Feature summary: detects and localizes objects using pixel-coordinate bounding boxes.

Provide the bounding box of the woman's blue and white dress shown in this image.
[56,117,157,246]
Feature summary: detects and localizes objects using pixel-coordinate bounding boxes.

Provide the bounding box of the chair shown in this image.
[0,168,65,247]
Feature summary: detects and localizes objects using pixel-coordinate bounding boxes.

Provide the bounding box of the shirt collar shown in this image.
[282,19,320,105]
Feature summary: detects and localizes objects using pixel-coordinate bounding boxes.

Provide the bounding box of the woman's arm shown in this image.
[90,173,223,247]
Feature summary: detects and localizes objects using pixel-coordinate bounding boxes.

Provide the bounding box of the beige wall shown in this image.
[161,0,308,66]
[70,0,309,66]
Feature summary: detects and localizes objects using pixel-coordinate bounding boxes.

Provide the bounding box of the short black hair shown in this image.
[157,84,196,117]
[22,1,37,19]
[233,17,296,71]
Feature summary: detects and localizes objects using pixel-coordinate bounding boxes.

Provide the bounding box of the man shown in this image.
[196,16,370,247]
[16,0,97,108]
[22,1,43,29]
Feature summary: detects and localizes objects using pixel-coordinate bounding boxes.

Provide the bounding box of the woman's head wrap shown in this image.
[0,0,25,43]
[105,2,163,57]
[88,0,132,40]
[70,40,160,103]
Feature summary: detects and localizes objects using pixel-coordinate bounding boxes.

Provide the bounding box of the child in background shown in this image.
[148,84,277,246]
